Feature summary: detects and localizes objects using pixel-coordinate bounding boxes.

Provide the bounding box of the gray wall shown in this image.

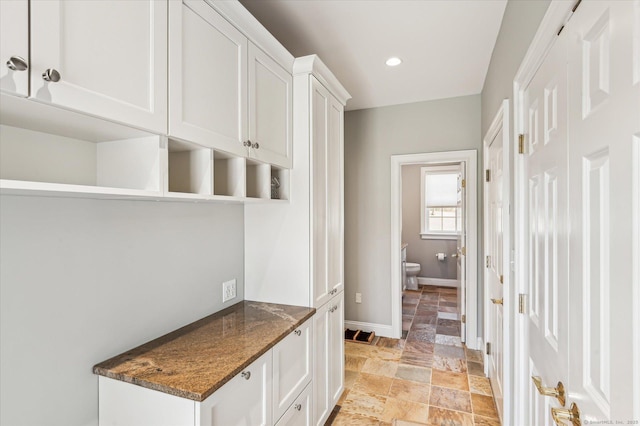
[344,94,480,327]
[0,196,244,426]
[401,164,457,280]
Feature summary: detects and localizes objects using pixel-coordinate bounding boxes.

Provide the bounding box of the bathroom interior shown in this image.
[401,162,462,295]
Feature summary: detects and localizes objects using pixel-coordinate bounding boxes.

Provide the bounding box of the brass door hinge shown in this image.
[486,342,491,355]
[461,179,466,188]
[461,247,466,256]
[518,134,525,154]
[486,255,491,268]
[518,294,527,314]
[461,314,466,324]
[499,274,504,284]
[485,169,491,182]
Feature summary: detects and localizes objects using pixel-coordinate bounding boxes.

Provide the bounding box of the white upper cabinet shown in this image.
[0,0,28,97]
[248,43,293,169]
[169,0,247,157]
[29,0,168,133]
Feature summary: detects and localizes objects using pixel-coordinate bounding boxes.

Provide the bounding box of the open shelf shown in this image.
[213,151,245,197]
[246,159,270,199]
[270,166,290,201]
[167,139,212,196]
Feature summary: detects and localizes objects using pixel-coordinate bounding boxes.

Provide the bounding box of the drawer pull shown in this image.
[241,371,251,380]
[294,329,302,336]
[294,404,302,411]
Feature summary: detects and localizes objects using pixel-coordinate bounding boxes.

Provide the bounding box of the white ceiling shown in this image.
[239,0,507,111]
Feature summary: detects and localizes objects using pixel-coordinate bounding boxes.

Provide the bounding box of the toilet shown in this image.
[405,262,420,290]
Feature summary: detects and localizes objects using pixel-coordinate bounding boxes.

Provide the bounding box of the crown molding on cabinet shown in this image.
[293,55,351,106]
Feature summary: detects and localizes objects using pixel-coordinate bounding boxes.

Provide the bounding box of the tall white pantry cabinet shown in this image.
[245,56,351,426]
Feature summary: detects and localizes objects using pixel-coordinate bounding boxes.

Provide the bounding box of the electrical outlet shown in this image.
[355,292,362,304]
[222,279,236,302]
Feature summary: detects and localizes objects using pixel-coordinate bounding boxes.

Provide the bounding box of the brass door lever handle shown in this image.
[532,376,566,406]
[551,402,580,426]
[491,298,503,305]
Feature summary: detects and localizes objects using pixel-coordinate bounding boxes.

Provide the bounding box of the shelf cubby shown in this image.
[167,139,212,196]
[213,151,245,197]
[246,160,271,199]
[270,166,290,201]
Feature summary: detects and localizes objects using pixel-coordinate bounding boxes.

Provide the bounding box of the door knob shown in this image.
[6,56,28,71]
[42,68,61,82]
[491,298,503,305]
[241,371,251,380]
[532,376,565,406]
[551,402,580,426]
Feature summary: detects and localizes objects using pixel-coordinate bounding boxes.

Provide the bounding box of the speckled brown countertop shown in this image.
[93,301,315,402]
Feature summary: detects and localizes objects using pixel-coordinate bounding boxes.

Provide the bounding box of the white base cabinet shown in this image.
[98,320,312,426]
[313,292,344,426]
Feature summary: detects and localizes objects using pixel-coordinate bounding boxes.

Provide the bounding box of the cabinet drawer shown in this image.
[273,319,313,422]
[275,383,312,426]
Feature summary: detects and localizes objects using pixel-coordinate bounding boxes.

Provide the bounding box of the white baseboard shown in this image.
[418,277,459,288]
[344,320,396,338]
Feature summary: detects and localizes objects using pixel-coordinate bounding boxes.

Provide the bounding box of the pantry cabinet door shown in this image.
[248,43,292,169]
[30,0,167,133]
[169,0,247,156]
[0,0,28,97]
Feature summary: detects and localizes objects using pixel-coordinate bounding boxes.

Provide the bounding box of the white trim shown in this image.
[344,320,394,338]
[417,277,458,288]
[633,133,640,419]
[391,150,478,347]
[420,233,458,241]
[512,2,574,424]
[293,55,351,105]
[483,99,511,424]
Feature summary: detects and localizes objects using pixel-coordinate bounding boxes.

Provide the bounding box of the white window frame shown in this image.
[420,164,461,240]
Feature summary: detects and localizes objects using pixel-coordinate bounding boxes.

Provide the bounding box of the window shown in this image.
[421,165,461,238]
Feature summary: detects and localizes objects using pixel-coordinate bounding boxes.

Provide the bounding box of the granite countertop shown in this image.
[93,301,315,402]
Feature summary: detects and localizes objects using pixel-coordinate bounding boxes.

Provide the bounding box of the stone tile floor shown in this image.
[327,286,501,426]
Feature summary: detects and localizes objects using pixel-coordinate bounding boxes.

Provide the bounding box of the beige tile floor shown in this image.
[328,286,501,426]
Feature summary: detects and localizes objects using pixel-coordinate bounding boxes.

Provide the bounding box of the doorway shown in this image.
[390,150,478,349]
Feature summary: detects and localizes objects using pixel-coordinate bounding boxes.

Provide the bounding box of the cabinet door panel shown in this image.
[327,97,344,296]
[169,1,247,156]
[312,302,331,426]
[0,0,28,96]
[198,351,272,426]
[248,43,292,168]
[275,384,313,426]
[30,0,167,133]
[329,293,344,406]
[273,320,313,422]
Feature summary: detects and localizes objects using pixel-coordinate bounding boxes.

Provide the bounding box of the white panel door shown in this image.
[523,24,569,425]
[328,292,345,407]
[456,166,466,340]
[274,384,313,426]
[169,0,247,157]
[272,320,312,422]
[567,1,639,421]
[198,350,272,426]
[327,96,345,298]
[312,301,331,426]
[0,0,28,96]
[248,43,292,169]
[486,121,505,422]
[30,0,167,133]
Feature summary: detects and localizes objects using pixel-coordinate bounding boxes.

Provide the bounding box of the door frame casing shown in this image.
[512,1,576,423]
[482,99,511,423]
[390,150,478,347]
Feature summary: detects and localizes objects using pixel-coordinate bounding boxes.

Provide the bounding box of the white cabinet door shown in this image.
[248,43,292,169]
[275,384,313,426]
[0,0,28,97]
[29,0,167,133]
[311,77,344,308]
[273,319,313,422]
[198,351,272,426]
[169,0,247,156]
[312,292,344,426]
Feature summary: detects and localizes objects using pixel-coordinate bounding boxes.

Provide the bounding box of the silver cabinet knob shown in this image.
[243,140,252,147]
[6,56,28,71]
[252,142,259,149]
[241,371,251,380]
[42,68,61,82]
[294,329,302,336]
[294,404,302,411]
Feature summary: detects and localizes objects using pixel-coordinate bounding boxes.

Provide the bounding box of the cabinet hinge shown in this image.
[486,342,491,355]
[461,247,466,256]
[499,274,504,284]
[486,255,491,268]
[485,169,491,182]
[518,134,525,154]
[461,314,466,324]
[461,179,466,189]
[518,294,527,314]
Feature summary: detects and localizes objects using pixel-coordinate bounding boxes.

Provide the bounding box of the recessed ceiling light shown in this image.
[386,57,402,67]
